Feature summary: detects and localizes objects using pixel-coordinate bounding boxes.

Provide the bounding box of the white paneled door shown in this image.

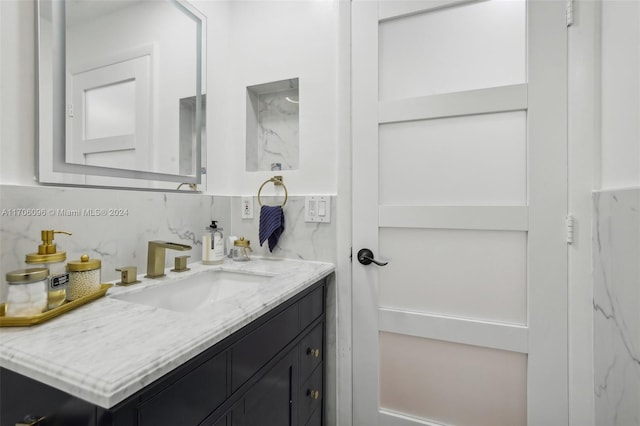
[352,1,568,425]
[66,53,151,178]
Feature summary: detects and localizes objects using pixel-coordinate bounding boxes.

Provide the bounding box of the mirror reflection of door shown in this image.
[60,0,202,179]
[66,51,151,174]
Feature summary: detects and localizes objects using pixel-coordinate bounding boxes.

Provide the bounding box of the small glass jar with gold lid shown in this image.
[67,255,101,300]
[25,230,72,309]
[232,237,253,262]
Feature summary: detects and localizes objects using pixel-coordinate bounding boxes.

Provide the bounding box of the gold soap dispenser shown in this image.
[25,230,72,309]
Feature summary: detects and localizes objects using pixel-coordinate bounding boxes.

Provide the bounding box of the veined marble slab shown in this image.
[230,195,337,263]
[0,258,334,408]
[593,188,640,426]
[0,184,228,284]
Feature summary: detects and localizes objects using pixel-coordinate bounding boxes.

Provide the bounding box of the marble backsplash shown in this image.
[229,195,337,263]
[0,185,227,288]
[593,188,640,426]
[246,84,300,172]
[0,185,337,295]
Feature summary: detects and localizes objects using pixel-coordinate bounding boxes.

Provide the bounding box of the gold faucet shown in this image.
[146,241,192,278]
[176,183,198,191]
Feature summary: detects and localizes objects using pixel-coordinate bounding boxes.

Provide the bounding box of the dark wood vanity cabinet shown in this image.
[0,279,325,426]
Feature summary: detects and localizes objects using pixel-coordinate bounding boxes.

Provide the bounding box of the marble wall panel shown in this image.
[256,90,300,171]
[0,185,228,289]
[229,195,337,264]
[246,86,300,172]
[593,188,640,426]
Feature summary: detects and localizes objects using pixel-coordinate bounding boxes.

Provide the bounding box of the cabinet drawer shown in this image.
[299,323,323,381]
[299,363,323,424]
[231,302,299,391]
[299,285,324,331]
[138,352,226,426]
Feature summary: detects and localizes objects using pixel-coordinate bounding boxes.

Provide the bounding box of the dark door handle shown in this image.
[357,249,388,266]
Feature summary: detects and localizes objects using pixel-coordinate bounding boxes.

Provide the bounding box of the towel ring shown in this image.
[258,176,288,207]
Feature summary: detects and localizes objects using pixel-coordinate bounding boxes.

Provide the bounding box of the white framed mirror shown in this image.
[37,0,206,190]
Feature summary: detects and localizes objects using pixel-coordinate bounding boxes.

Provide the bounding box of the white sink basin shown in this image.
[112,270,271,312]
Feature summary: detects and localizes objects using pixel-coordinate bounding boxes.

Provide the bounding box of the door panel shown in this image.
[352,0,568,424]
[379,228,527,324]
[378,0,526,100]
[379,111,527,206]
[84,80,136,140]
[380,332,527,426]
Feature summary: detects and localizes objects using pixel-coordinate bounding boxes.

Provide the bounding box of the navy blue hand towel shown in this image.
[259,205,285,252]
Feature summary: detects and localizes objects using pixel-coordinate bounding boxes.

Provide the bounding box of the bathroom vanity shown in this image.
[0,259,333,426]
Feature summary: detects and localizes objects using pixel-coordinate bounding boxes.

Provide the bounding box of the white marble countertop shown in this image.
[0,258,334,408]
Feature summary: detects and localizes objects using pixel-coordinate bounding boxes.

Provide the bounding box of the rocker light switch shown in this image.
[305,196,331,223]
[318,201,326,217]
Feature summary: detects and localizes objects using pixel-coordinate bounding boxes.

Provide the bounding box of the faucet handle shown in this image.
[116,266,141,286]
[171,256,191,273]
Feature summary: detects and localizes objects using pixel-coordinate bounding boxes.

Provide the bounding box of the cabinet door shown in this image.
[236,350,296,426]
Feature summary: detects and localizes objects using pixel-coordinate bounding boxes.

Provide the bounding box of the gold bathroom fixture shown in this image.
[146,241,192,278]
[257,176,288,207]
[176,183,198,191]
[25,230,72,263]
[171,255,191,272]
[115,266,141,286]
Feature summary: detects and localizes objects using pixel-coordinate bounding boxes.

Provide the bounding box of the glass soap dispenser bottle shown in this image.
[203,221,225,265]
[25,230,72,309]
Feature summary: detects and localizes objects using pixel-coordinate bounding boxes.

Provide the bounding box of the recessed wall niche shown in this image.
[246,78,299,171]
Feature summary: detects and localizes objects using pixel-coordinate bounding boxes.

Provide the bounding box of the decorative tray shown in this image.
[0,284,112,327]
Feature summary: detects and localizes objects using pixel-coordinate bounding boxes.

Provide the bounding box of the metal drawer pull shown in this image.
[307,389,320,400]
[307,347,320,358]
[16,415,46,426]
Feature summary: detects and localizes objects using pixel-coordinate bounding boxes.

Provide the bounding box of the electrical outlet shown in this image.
[241,197,253,219]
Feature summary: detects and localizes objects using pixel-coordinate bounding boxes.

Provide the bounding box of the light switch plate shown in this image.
[305,196,331,223]
[241,197,253,219]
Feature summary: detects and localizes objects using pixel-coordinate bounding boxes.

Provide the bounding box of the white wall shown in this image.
[593,3,640,425]
[203,0,341,196]
[0,0,344,197]
[568,2,640,425]
[600,0,640,189]
[0,0,37,186]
